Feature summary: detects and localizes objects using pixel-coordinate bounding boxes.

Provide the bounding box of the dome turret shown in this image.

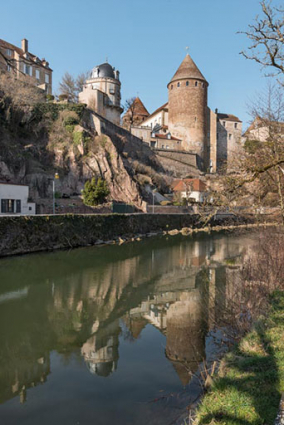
[92,62,117,79]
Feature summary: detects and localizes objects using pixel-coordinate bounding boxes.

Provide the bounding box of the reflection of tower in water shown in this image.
[81,321,120,377]
[165,283,207,386]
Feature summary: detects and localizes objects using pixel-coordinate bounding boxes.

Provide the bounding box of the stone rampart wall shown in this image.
[0,213,251,258]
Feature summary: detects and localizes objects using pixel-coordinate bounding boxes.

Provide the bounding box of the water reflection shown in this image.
[0,233,255,423]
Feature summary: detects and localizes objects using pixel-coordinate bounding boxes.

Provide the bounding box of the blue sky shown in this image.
[1,0,279,128]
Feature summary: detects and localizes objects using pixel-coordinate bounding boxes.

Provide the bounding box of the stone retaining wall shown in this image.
[0,213,251,258]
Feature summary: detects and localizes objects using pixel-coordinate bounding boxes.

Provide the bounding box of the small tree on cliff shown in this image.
[82,178,110,206]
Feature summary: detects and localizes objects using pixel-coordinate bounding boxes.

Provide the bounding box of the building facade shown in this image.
[79,62,123,125]
[0,183,36,215]
[0,38,52,94]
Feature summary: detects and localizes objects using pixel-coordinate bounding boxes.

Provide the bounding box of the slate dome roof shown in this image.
[94,62,115,79]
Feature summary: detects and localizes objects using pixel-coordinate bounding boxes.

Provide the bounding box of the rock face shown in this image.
[0,106,168,211]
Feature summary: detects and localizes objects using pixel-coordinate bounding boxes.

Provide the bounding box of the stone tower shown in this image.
[79,62,123,125]
[167,54,208,165]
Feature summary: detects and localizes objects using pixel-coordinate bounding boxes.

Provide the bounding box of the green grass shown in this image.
[195,291,284,425]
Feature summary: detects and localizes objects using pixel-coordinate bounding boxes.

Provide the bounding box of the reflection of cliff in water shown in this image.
[0,233,254,403]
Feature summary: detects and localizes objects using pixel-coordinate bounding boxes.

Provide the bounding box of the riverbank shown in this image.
[0,213,255,257]
[194,291,284,425]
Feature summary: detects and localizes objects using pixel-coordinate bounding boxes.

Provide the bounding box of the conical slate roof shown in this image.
[125,97,149,118]
[168,54,207,86]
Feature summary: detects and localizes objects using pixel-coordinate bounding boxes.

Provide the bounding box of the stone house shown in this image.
[0,182,36,215]
[172,178,207,203]
[0,38,52,94]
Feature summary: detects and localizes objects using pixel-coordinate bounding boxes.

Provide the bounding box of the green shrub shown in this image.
[63,115,79,126]
[82,178,110,206]
[73,132,82,145]
[46,94,55,102]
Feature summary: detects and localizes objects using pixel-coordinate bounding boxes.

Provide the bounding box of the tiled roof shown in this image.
[0,39,52,71]
[217,113,242,123]
[152,133,181,141]
[124,97,149,118]
[168,54,207,86]
[172,178,206,192]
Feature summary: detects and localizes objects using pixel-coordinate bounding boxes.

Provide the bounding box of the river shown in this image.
[0,231,257,425]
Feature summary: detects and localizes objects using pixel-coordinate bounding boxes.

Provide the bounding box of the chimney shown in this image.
[21,39,28,53]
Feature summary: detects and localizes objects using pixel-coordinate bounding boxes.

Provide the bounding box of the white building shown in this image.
[0,183,36,215]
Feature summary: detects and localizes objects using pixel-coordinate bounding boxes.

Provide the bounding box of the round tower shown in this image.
[79,62,123,125]
[167,54,208,163]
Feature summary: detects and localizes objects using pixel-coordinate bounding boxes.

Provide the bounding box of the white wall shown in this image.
[0,184,35,215]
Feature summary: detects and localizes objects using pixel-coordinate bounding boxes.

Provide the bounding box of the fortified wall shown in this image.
[0,213,251,257]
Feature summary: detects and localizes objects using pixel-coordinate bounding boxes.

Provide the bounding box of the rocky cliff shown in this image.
[0,103,173,211]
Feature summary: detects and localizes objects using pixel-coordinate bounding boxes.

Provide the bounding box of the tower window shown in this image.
[171,85,173,89]
[229,134,232,140]
[177,82,180,87]
[195,81,198,87]
[186,81,189,86]
[202,82,205,88]
[234,123,238,129]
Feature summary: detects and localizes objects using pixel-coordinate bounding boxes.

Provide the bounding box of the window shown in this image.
[234,123,238,129]
[223,121,226,127]
[171,85,173,89]
[7,64,11,72]
[45,73,50,83]
[36,69,40,80]
[166,145,169,149]
[229,134,232,140]
[6,48,12,56]
[195,81,198,87]
[186,81,189,86]
[202,82,205,88]
[25,64,32,76]
[177,82,180,87]
[16,200,21,213]
[195,117,197,122]
[162,145,164,149]
[1,199,14,213]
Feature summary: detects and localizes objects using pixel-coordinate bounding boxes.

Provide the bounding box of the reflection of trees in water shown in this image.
[0,233,254,404]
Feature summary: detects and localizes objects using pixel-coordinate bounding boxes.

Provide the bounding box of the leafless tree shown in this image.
[123,97,137,129]
[59,71,91,103]
[240,0,284,84]
[59,72,77,102]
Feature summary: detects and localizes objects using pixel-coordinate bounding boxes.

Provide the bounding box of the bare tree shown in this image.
[123,97,137,129]
[211,84,284,222]
[59,71,91,103]
[59,72,77,102]
[240,0,284,83]
[76,71,91,93]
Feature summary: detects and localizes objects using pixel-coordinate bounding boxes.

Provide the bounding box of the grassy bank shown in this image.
[195,291,284,425]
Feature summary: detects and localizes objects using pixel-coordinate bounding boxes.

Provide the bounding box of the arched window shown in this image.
[186,81,189,86]
[177,82,180,87]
